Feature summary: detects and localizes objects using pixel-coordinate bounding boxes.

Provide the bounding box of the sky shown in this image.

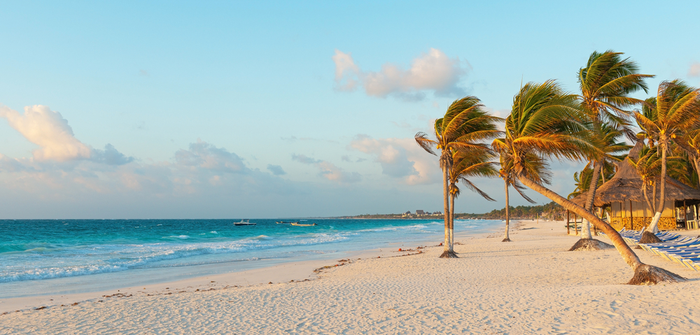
[1,1,699,219]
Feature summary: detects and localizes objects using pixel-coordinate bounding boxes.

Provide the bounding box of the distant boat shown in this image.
[234,219,256,226]
[291,222,316,227]
[276,221,299,224]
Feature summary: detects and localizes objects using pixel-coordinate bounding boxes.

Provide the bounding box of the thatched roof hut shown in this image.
[572,141,700,207]
[570,141,700,231]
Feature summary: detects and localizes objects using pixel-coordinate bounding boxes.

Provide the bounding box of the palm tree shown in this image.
[631,143,690,213]
[493,142,535,242]
[494,80,683,284]
[634,80,700,242]
[448,148,499,247]
[415,96,501,258]
[575,51,652,244]
[675,128,700,188]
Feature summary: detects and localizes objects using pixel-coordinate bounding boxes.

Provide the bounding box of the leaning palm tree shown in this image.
[575,51,652,247]
[634,80,700,243]
[415,96,501,258]
[494,79,683,284]
[447,148,498,247]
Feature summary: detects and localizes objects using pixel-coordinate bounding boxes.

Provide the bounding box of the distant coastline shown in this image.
[340,201,565,221]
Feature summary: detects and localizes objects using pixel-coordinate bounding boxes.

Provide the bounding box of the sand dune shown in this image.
[2,220,699,334]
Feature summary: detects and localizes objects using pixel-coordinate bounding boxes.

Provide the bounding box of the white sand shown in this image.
[2,220,699,334]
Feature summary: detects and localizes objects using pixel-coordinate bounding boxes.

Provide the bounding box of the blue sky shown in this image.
[1,1,699,218]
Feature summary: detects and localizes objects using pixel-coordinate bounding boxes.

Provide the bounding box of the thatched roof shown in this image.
[571,141,700,207]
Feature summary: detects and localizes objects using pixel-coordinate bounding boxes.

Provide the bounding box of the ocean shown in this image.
[0,218,499,298]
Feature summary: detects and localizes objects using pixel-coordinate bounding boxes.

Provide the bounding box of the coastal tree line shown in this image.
[416,50,700,284]
[458,202,565,221]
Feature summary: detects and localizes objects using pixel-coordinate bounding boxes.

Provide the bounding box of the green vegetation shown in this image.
[457,202,565,220]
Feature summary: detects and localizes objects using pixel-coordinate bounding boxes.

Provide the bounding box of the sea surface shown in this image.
[0,218,500,298]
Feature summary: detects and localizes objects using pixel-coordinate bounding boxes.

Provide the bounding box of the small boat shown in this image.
[276,221,298,224]
[234,219,256,226]
[291,222,316,227]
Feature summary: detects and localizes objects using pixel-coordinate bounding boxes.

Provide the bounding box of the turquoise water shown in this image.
[0,218,498,297]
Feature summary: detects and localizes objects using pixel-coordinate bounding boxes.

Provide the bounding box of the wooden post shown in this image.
[629,200,633,230]
[574,213,578,235]
[567,210,570,235]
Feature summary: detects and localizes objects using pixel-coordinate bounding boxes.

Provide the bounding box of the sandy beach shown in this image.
[2,220,699,334]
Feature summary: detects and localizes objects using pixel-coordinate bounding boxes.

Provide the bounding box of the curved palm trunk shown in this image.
[580,161,601,239]
[503,178,511,242]
[518,174,684,283]
[517,174,642,269]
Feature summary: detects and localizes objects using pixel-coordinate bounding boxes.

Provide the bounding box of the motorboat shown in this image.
[234,219,256,226]
[291,222,316,227]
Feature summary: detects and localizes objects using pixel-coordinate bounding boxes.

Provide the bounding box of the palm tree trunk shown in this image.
[581,161,601,239]
[441,164,450,256]
[517,174,643,270]
[648,139,667,234]
[694,157,700,189]
[503,178,511,242]
[518,175,685,285]
[449,189,455,253]
[643,182,653,214]
[652,181,657,212]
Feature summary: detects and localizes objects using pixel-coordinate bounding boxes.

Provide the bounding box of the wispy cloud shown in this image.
[333,48,471,101]
[292,154,361,183]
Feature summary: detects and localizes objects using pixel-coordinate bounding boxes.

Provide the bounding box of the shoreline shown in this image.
[6,219,694,334]
[1,219,502,314]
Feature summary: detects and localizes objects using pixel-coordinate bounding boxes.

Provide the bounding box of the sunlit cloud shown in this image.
[332,48,470,101]
[349,135,439,185]
[0,105,132,165]
[0,105,91,161]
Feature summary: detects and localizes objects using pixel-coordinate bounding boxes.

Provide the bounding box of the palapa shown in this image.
[571,141,700,208]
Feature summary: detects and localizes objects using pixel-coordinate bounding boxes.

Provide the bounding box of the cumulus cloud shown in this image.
[332,48,470,101]
[350,135,439,185]
[292,154,361,183]
[690,62,700,77]
[0,105,133,165]
[267,164,286,175]
[0,105,92,161]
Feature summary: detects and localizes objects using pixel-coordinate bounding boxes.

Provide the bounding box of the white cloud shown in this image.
[690,62,700,77]
[292,154,361,183]
[0,105,132,165]
[0,105,92,161]
[332,48,470,101]
[350,135,440,185]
